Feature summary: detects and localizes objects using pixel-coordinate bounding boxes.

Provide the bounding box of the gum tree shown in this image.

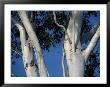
[11,11,100,77]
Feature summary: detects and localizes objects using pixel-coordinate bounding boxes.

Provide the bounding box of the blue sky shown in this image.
[11,42,63,77]
[43,43,63,77]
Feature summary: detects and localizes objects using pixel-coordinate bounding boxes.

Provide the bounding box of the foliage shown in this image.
[84,52,100,77]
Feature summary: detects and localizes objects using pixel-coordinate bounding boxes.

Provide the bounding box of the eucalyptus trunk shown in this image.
[11,18,38,76]
[18,11,48,77]
[63,11,100,77]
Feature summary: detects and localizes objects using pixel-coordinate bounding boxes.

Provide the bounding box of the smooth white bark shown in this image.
[53,11,85,76]
[83,27,100,62]
[64,35,85,77]
[67,11,83,51]
[18,11,48,77]
[64,11,100,77]
[63,11,85,77]
[11,18,38,77]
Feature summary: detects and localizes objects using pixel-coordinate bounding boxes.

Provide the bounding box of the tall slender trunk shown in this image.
[18,11,48,77]
[11,18,38,76]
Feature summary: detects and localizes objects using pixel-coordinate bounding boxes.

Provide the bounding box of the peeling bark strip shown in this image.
[11,17,38,77]
[18,11,48,77]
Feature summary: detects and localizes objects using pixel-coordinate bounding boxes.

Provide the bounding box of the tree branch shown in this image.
[53,11,66,30]
[11,17,27,49]
[53,11,72,45]
[81,22,100,44]
[62,41,66,77]
[83,26,100,62]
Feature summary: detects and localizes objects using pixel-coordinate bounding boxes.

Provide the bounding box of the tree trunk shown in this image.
[63,11,85,76]
[18,11,48,77]
[11,18,38,76]
[64,11,100,77]
[53,11,85,76]
[64,34,85,77]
